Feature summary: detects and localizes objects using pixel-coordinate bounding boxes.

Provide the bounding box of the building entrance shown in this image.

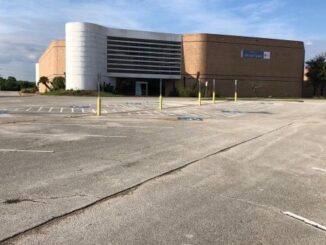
[135,81,148,96]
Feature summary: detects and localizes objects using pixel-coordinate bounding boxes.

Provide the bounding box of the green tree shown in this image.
[306,54,326,96]
[51,76,65,90]
[0,76,35,91]
[37,76,51,90]
[2,76,19,91]
[17,80,35,90]
[0,77,5,90]
[7,76,17,83]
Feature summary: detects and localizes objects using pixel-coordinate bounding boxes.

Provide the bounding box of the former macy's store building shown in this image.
[36,22,305,97]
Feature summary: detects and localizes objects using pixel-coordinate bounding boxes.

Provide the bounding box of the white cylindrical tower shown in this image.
[65,22,107,90]
[35,63,39,84]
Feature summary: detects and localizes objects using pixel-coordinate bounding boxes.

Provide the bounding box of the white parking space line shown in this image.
[48,107,53,112]
[60,107,64,113]
[16,122,174,129]
[71,108,74,113]
[0,149,54,153]
[4,132,127,138]
[283,211,326,231]
[312,167,326,173]
[26,107,32,112]
[37,107,43,112]
[82,108,85,113]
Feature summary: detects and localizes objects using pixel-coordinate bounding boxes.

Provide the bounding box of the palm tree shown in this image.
[37,76,51,91]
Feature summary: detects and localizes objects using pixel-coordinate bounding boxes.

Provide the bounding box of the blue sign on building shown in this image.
[241,50,271,59]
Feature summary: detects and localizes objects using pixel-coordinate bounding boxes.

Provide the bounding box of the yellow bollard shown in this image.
[212,79,216,104]
[159,95,163,110]
[234,79,238,103]
[96,96,101,116]
[159,79,163,110]
[198,80,202,106]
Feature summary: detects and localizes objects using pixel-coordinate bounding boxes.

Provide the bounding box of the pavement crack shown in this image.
[0,121,294,244]
[1,194,96,206]
[44,194,91,200]
[1,198,46,205]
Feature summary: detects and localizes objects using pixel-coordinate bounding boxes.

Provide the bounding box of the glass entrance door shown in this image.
[135,81,148,96]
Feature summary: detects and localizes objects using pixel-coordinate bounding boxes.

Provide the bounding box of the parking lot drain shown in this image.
[177,116,203,121]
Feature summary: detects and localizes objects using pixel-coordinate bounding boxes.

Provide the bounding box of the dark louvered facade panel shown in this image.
[107,36,181,77]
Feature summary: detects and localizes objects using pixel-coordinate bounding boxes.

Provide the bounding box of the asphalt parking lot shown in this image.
[0,94,325,244]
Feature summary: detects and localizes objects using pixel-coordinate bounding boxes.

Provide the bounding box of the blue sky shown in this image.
[0,0,325,81]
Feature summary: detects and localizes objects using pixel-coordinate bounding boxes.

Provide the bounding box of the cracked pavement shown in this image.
[0,95,325,244]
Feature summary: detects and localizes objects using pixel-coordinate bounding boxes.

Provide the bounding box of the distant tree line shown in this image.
[306,53,326,96]
[0,76,36,91]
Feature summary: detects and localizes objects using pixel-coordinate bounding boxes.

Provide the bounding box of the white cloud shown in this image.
[0,0,325,80]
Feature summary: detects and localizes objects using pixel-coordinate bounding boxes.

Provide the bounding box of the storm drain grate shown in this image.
[177,115,203,121]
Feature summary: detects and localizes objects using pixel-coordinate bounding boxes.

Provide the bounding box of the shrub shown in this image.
[51,76,65,90]
[101,82,115,93]
[175,85,197,97]
[20,87,38,93]
[42,89,117,97]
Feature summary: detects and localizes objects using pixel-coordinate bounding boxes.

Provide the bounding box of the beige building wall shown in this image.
[39,34,305,97]
[182,34,305,97]
[38,40,65,93]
